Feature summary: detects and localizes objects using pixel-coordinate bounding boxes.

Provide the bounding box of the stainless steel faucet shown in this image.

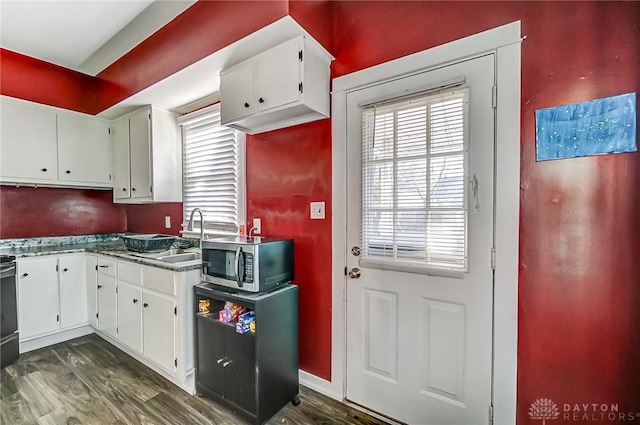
[187,208,204,249]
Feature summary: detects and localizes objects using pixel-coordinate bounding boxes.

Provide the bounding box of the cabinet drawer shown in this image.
[142,266,175,295]
[96,257,116,277]
[118,261,141,285]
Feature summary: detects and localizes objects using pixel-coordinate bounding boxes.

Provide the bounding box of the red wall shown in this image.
[126,203,183,236]
[246,119,333,378]
[0,49,99,114]
[332,0,640,422]
[0,186,126,238]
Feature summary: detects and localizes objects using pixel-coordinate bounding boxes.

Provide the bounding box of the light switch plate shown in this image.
[253,218,261,234]
[310,201,325,219]
[165,216,171,229]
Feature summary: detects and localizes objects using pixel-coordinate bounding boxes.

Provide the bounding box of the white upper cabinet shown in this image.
[129,107,153,199]
[1,99,58,181]
[112,117,131,200]
[112,105,182,204]
[220,35,333,134]
[57,112,112,186]
[220,61,255,123]
[0,96,112,189]
[256,38,304,113]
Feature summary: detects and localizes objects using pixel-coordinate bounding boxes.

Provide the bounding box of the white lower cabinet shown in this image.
[18,257,60,339]
[117,282,142,353]
[18,252,197,394]
[59,255,87,329]
[97,275,118,339]
[142,291,176,373]
[87,256,197,393]
[86,255,98,328]
[17,254,88,340]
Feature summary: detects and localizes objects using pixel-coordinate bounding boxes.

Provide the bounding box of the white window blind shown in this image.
[179,104,245,234]
[361,89,468,272]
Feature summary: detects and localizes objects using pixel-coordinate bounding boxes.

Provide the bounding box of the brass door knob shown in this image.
[348,268,361,279]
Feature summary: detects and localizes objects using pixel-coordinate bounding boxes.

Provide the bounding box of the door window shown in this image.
[361,90,468,272]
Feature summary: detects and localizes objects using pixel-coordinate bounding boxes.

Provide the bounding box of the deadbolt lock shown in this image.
[351,246,361,256]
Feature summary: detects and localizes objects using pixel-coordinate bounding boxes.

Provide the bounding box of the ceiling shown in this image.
[0,0,195,75]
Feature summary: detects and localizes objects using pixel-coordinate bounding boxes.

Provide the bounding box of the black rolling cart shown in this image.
[194,283,299,425]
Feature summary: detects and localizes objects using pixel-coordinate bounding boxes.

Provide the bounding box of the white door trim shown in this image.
[329,21,521,425]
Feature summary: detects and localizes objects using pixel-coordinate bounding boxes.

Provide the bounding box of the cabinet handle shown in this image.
[65,170,71,174]
[222,360,232,368]
[99,265,109,268]
[122,188,127,192]
[97,284,103,289]
[216,358,225,364]
[132,187,136,191]
[143,303,149,308]
[258,97,264,104]
[133,298,138,304]
[22,272,29,277]
[62,268,68,272]
[244,102,250,108]
[41,168,48,172]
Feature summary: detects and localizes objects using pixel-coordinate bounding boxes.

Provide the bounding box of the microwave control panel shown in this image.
[244,252,254,283]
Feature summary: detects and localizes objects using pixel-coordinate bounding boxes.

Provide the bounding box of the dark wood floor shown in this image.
[1,334,387,425]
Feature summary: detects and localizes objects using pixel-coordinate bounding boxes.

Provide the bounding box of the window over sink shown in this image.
[179,104,246,238]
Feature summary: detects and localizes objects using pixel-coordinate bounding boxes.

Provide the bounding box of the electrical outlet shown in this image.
[310,201,325,219]
[253,218,261,234]
[165,216,171,229]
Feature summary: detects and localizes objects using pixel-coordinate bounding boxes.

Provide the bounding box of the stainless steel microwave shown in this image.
[201,236,294,293]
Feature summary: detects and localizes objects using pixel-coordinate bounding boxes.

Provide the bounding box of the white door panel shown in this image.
[346,54,495,425]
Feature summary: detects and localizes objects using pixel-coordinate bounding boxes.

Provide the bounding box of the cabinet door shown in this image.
[58,254,87,329]
[117,282,142,353]
[17,257,60,339]
[57,112,112,185]
[142,291,175,372]
[256,38,301,113]
[86,255,98,328]
[97,275,118,338]
[112,117,131,200]
[225,327,256,413]
[129,108,152,199]
[195,316,226,397]
[0,100,57,181]
[220,61,255,123]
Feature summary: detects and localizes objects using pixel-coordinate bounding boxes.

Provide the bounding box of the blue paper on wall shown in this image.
[535,92,637,161]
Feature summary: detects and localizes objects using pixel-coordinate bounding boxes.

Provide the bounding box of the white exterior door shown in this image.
[345,54,495,425]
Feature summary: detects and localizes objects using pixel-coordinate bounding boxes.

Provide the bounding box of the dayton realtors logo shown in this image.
[529,399,560,424]
[529,398,640,423]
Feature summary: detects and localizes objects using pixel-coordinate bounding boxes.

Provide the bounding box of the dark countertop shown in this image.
[0,241,202,272]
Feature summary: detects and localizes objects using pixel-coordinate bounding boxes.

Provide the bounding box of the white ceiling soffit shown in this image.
[0,0,196,76]
[97,16,329,119]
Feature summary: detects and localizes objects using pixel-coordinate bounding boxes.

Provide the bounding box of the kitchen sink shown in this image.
[155,252,202,263]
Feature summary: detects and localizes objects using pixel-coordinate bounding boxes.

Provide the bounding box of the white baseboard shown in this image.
[298,370,343,401]
[19,325,93,353]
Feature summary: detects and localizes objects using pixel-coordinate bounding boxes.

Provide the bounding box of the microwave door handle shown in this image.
[234,247,244,288]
